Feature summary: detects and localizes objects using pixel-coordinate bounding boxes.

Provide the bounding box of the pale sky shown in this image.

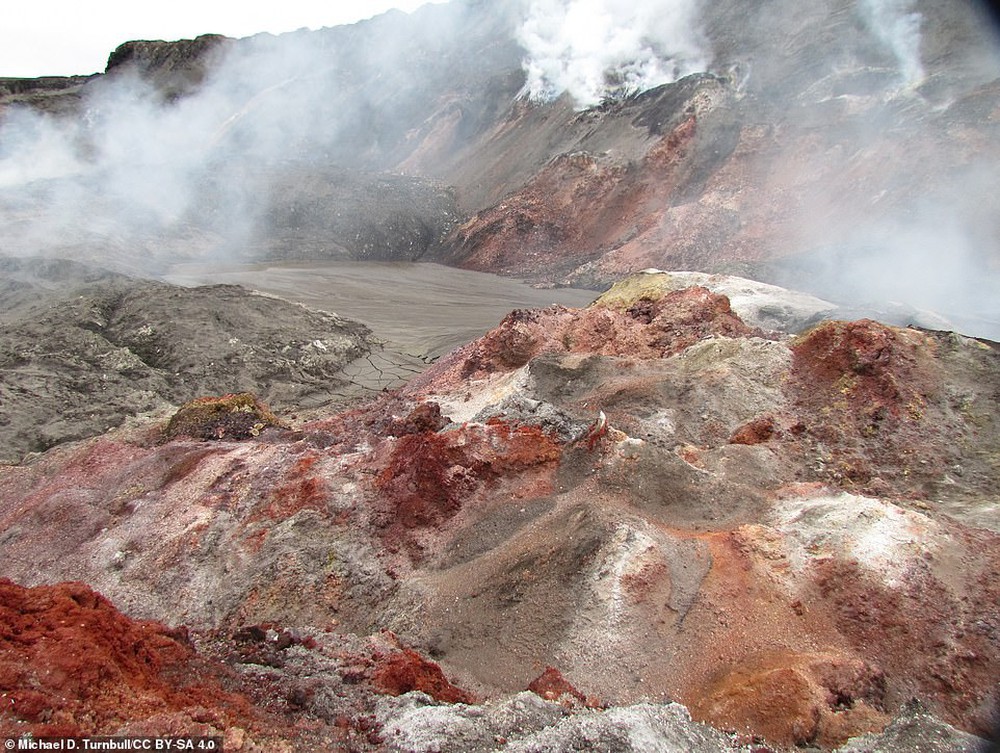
[1,1,451,78]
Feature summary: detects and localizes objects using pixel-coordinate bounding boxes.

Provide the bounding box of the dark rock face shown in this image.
[0,256,381,461]
[104,35,233,97]
[241,167,459,263]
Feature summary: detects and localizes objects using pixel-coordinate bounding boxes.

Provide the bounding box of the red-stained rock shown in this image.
[729,415,778,445]
[527,666,587,704]
[372,648,474,704]
[373,420,562,554]
[790,320,932,419]
[0,579,255,737]
[384,401,449,437]
[436,81,739,285]
[441,151,634,278]
[252,453,329,523]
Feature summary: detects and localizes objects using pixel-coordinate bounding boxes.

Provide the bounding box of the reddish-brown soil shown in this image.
[373,419,562,558]
[690,650,889,749]
[0,579,257,738]
[372,644,475,704]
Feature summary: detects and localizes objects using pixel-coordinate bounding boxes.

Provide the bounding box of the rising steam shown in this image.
[0,0,997,339]
[858,0,924,87]
[517,0,709,108]
[0,7,470,271]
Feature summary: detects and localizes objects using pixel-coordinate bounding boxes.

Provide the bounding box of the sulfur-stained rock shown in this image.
[595,270,838,334]
[411,285,763,391]
[165,393,286,441]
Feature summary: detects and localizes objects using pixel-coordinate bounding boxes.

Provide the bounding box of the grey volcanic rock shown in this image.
[838,702,991,753]
[235,167,459,263]
[376,692,743,753]
[0,257,393,462]
[375,693,993,753]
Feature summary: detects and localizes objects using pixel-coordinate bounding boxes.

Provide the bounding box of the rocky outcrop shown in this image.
[103,35,233,99]
[0,276,996,749]
[0,257,407,462]
[165,393,287,441]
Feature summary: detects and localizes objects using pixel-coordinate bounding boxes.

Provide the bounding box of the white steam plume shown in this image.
[858,0,924,87]
[518,0,709,109]
[0,4,471,271]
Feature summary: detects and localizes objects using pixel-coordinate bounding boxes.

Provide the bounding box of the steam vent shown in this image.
[1,1,998,750]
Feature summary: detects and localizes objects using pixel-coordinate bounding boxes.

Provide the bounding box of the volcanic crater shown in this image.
[1,1,999,751]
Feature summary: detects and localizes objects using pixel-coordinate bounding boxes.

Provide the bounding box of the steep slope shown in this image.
[0,276,996,749]
[411,1,1000,340]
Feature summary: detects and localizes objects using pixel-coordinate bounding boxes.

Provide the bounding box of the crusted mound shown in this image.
[0,258,383,462]
[165,393,286,441]
[0,278,997,750]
